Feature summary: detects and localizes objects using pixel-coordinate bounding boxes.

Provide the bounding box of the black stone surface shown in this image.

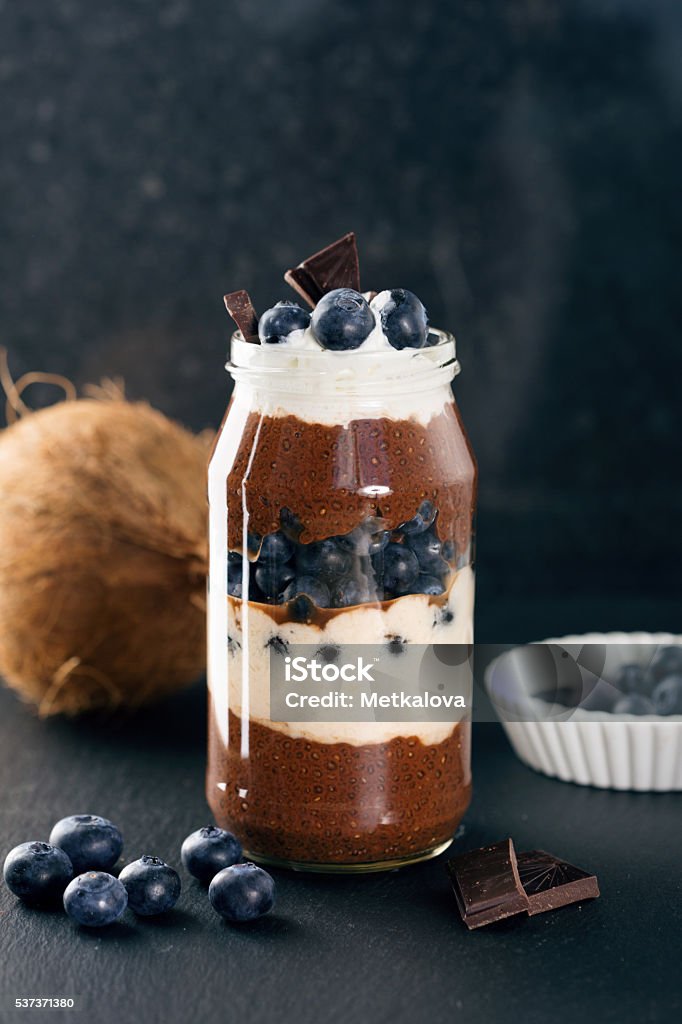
[1,612,680,1024]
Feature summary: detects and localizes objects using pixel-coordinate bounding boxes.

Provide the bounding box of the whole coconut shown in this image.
[0,397,209,715]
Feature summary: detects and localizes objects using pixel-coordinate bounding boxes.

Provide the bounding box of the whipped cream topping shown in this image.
[227,327,459,427]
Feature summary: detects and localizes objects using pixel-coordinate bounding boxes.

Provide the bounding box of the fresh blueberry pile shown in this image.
[258,287,433,351]
[227,502,456,612]
[601,646,682,716]
[3,816,274,928]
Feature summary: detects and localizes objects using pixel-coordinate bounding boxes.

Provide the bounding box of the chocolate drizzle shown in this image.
[284,232,361,307]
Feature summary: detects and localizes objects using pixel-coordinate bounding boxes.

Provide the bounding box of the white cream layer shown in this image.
[228,334,458,428]
[208,565,475,749]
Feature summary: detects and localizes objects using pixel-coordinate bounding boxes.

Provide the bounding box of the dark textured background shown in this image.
[1,0,681,618]
[1,6,682,1021]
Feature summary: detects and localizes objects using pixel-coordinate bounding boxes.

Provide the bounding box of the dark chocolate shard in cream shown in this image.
[224,289,259,343]
[447,838,529,929]
[284,232,360,307]
[516,849,600,916]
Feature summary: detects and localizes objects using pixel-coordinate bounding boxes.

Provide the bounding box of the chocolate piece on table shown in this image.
[284,232,361,307]
[447,838,529,929]
[516,850,600,916]
[224,290,259,343]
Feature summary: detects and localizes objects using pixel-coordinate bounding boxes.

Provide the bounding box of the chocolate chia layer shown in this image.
[207,709,471,866]
[225,404,476,549]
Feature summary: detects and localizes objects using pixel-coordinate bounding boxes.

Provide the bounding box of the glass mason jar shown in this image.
[207,329,476,872]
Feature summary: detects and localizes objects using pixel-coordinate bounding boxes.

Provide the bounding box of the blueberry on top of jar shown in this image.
[371,289,429,349]
[258,301,311,344]
[310,289,375,350]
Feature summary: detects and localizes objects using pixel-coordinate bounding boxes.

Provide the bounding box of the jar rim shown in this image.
[226,327,460,396]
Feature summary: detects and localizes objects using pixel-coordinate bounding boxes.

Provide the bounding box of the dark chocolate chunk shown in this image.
[284,232,360,307]
[516,850,600,916]
[223,289,259,342]
[447,838,529,929]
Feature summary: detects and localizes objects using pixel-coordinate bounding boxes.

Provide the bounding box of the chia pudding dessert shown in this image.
[207,234,476,871]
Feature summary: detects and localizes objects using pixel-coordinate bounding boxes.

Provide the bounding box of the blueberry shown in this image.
[227,549,242,565]
[441,539,456,562]
[386,636,406,655]
[649,646,682,683]
[227,561,243,598]
[311,289,375,350]
[267,635,289,657]
[246,532,262,558]
[406,530,440,561]
[208,862,275,923]
[614,663,649,695]
[652,674,682,716]
[612,695,656,716]
[405,530,449,577]
[399,501,437,535]
[259,531,294,564]
[181,826,242,884]
[330,577,368,608]
[63,871,127,927]
[118,856,181,916]
[383,543,419,593]
[297,539,350,579]
[338,519,389,557]
[282,576,330,608]
[254,562,295,601]
[316,644,341,664]
[279,507,304,541]
[287,595,317,623]
[49,815,123,874]
[258,301,311,344]
[371,289,428,349]
[412,575,445,595]
[3,842,73,904]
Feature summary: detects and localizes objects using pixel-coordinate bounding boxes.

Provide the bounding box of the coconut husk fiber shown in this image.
[0,357,210,716]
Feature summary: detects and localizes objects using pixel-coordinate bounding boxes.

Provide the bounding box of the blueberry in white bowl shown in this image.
[484,633,682,791]
[612,694,656,716]
[653,674,682,716]
[258,301,311,344]
[310,288,375,350]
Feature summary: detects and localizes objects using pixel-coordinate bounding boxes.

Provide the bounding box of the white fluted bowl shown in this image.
[484,633,682,792]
